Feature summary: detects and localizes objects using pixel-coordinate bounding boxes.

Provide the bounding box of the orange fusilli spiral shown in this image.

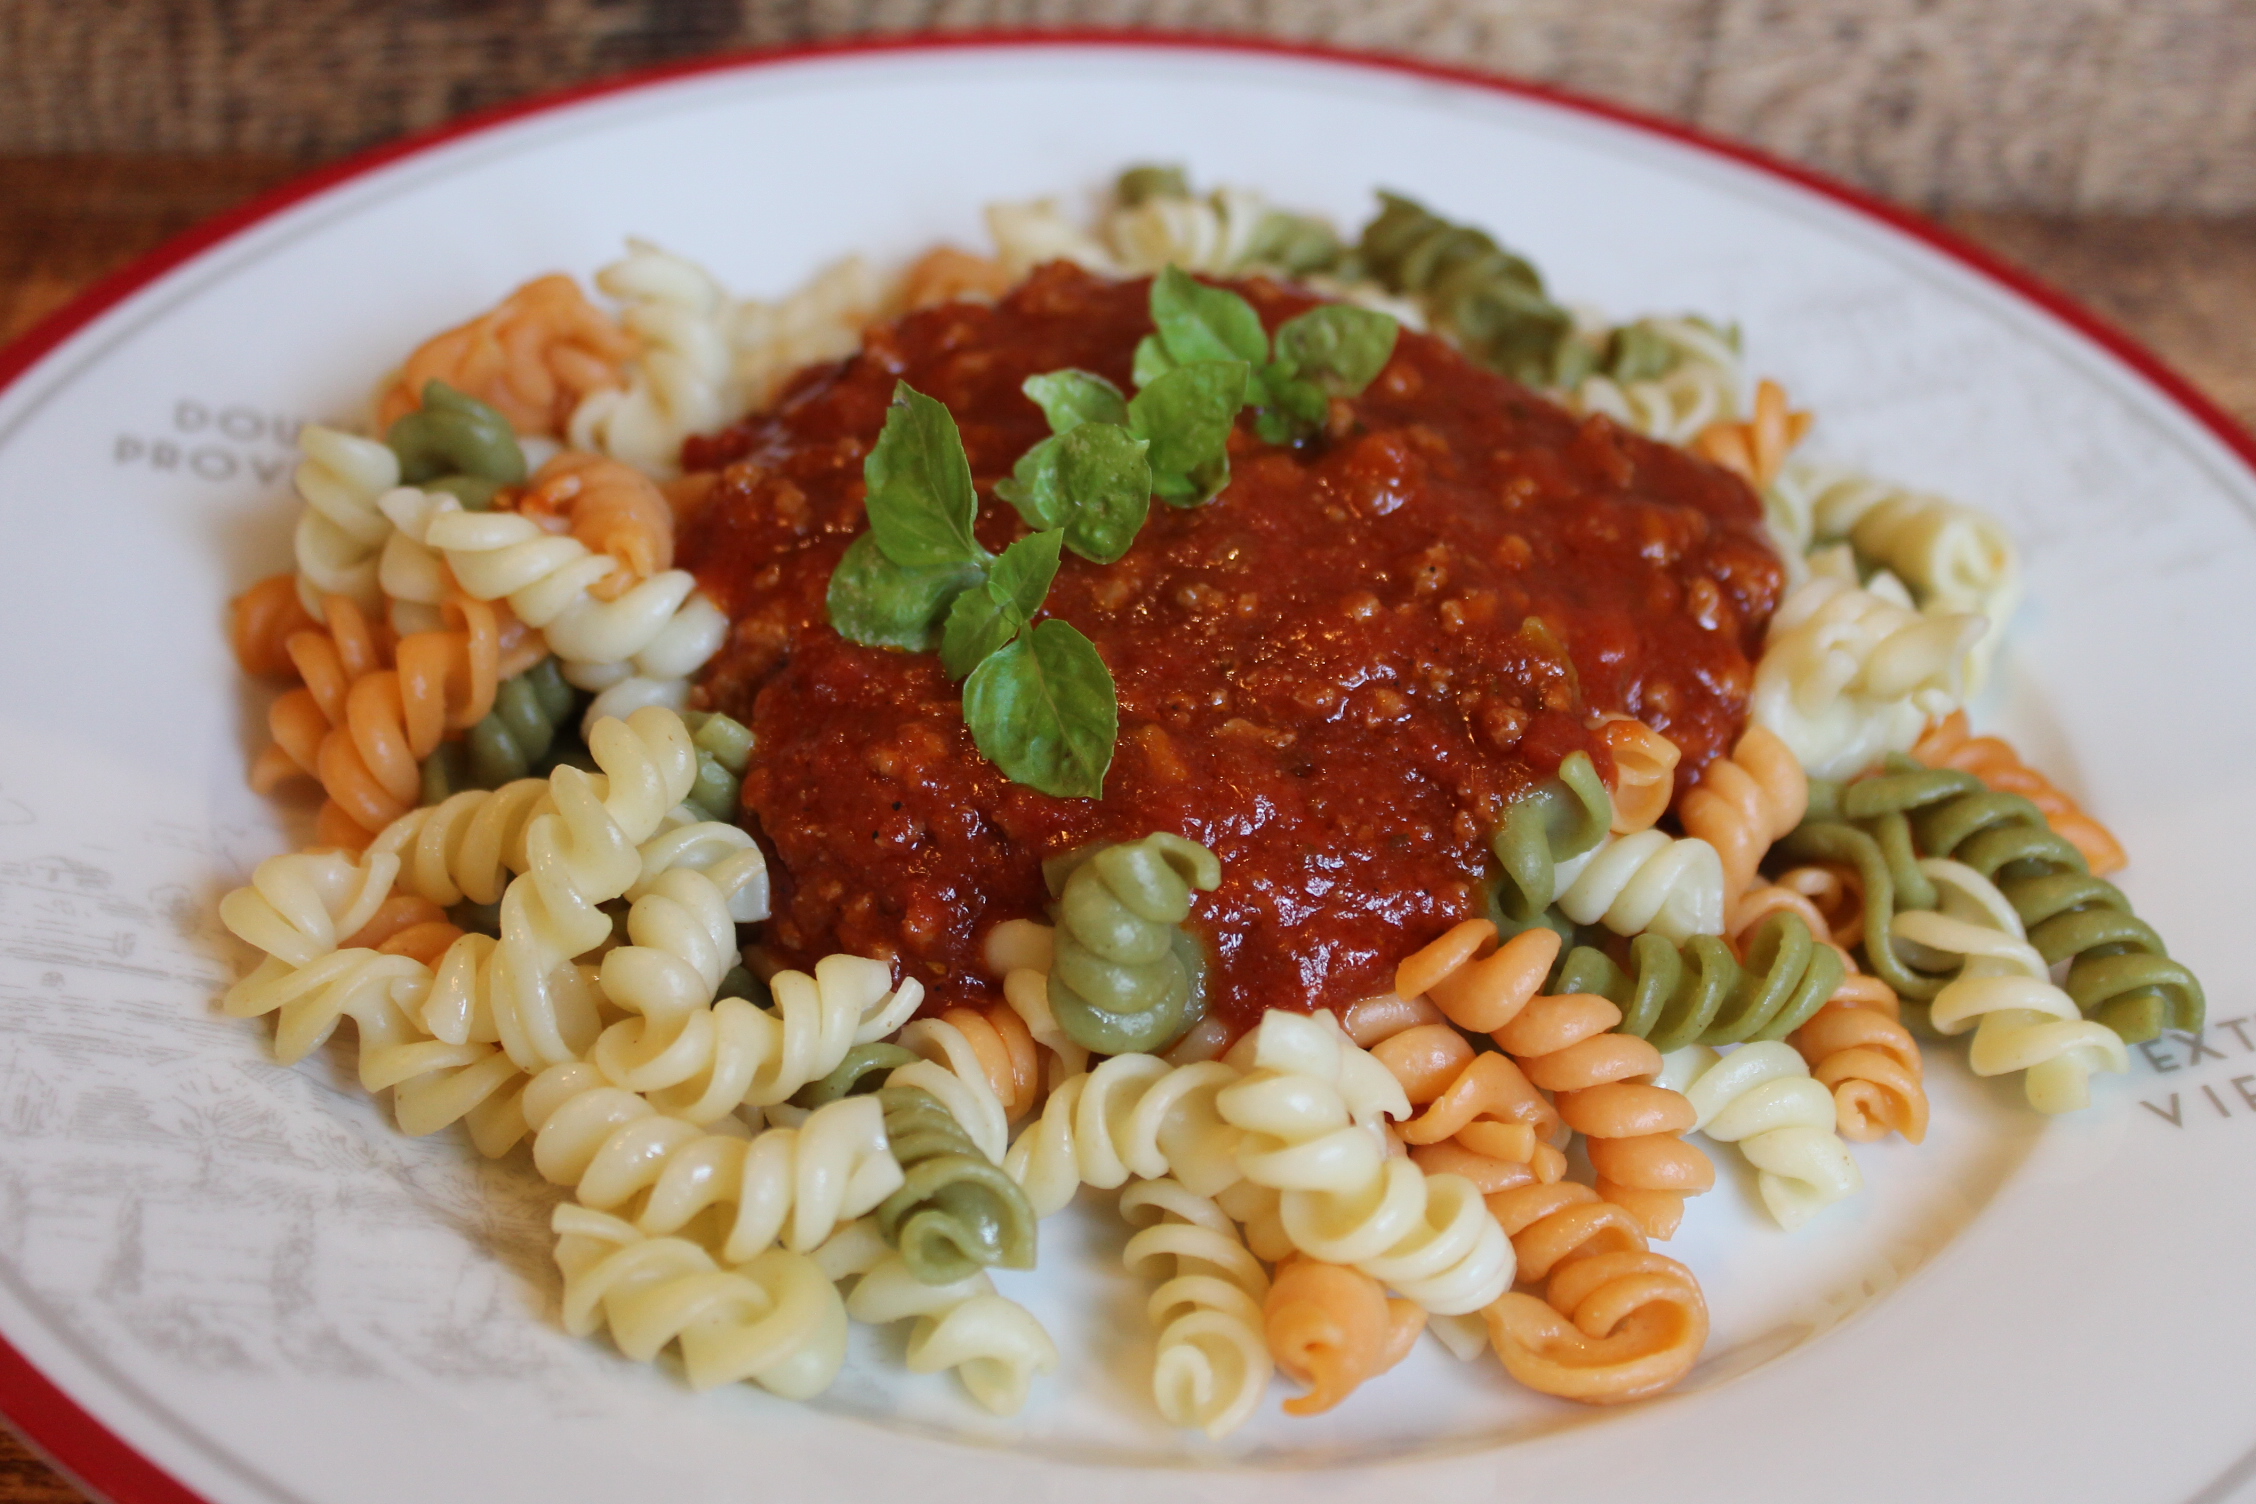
[253,593,505,846]
[1595,715,1681,835]
[1693,377,1811,490]
[1679,722,1808,896]
[1482,1244,1709,1404]
[1911,711,2126,875]
[935,1003,1044,1120]
[376,274,635,436]
[900,246,1014,310]
[1392,920,1713,1240]
[1791,974,1927,1143]
[1262,1256,1425,1416]
[515,451,676,595]
[1482,1147,1709,1404]
[230,572,320,680]
[1345,994,1566,1193]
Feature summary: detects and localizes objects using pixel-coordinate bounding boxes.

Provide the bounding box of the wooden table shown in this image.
[0,152,2251,1504]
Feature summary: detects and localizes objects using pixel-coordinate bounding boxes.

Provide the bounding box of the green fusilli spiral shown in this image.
[386,380,526,508]
[1839,757,2202,1042]
[874,1086,1038,1286]
[418,657,587,803]
[1491,751,1613,926]
[681,710,754,824]
[1556,912,1844,1053]
[1356,193,1573,385]
[1045,832,1221,1056]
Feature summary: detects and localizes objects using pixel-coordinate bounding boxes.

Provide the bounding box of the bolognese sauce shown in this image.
[681,263,1781,1030]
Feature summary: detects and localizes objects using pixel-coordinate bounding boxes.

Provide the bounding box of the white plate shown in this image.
[2,35,2253,1504]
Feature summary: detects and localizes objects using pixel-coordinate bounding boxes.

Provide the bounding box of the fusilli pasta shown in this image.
[1119,1178,1274,1437]
[1261,1255,1422,1417]
[1046,832,1221,1054]
[1656,1042,1864,1230]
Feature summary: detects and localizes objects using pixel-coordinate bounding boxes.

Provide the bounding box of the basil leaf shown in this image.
[1150,265,1268,368]
[940,529,1065,679]
[828,531,986,652]
[989,528,1066,621]
[963,619,1117,799]
[1274,305,1399,397]
[1132,335,1177,389]
[1023,370,1128,434]
[998,423,1154,560]
[995,436,1069,530]
[864,381,987,570]
[1129,360,1246,507]
[940,584,1015,680]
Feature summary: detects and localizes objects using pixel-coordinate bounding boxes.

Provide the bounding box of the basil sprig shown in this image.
[829,381,1118,799]
[1135,266,1398,447]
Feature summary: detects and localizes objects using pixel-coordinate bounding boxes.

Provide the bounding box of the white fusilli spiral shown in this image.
[1215,1012,1513,1316]
[1565,317,1744,444]
[566,239,737,479]
[1551,829,1727,943]
[985,198,1118,282]
[524,1066,905,1263]
[554,1203,847,1399]
[368,777,551,909]
[1003,1053,1244,1218]
[814,1219,1060,1417]
[424,500,728,684]
[1119,1177,1273,1439]
[292,425,401,619]
[1894,858,2129,1113]
[1104,186,1271,275]
[1657,1041,1862,1230]
[1750,575,1985,780]
[598,950,922,1125]
[490,708,695,1072]
[729,256,888,417]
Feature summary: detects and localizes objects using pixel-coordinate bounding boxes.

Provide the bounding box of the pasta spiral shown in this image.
[553,1203,846,1399]
[1750,575,1984,780]
[1789,974,1928,1143]
[1840,759,2202,1041]
[1656,1042,1863,1230]
[1557,914,1846,1054]
[816,1221,1060,1417]
[377,274,634,437]
[1549,828,1727,944]
[1451,931,1713,1241]
[490,707,696,1072]
[1691,377,1811,492]
[1119,1178,1275,1437]
[523,1067,904,1263]
[600,950,920,1124]
[1911,711,2125,875]
[1356,192,1572,385]
[1261,1256,1422,1418]
[291,425,401,619]
[369,776,551,909]
[1594,715,1681,835]
[873,1086,1038,1285]
[422,493,728,693]
[1773,462,2021,647]
[1004,1053,1244,1217]
[419,656,584,801]
[1563,316,1743,445]
[1491,750,1613,927]
[1215,1011,1513,1315]
[566,239,738,478]
[1895,859,2130,1113]
[1046,832,1221,1055]
[1678,723,1809,896]
[1481,1246,1709,1405]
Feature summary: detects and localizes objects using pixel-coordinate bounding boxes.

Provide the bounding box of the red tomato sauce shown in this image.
[682,264,1782,1030]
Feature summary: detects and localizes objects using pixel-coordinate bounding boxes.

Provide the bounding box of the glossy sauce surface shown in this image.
[683,265,1782,1027]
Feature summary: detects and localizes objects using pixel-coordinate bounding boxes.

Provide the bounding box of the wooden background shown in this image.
[1,2,2252,1499]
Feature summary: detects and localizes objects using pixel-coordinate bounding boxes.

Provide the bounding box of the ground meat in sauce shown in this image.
[681,263,1783,1032]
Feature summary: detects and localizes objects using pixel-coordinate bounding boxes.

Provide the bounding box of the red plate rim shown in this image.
[0,27,2250,1504]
